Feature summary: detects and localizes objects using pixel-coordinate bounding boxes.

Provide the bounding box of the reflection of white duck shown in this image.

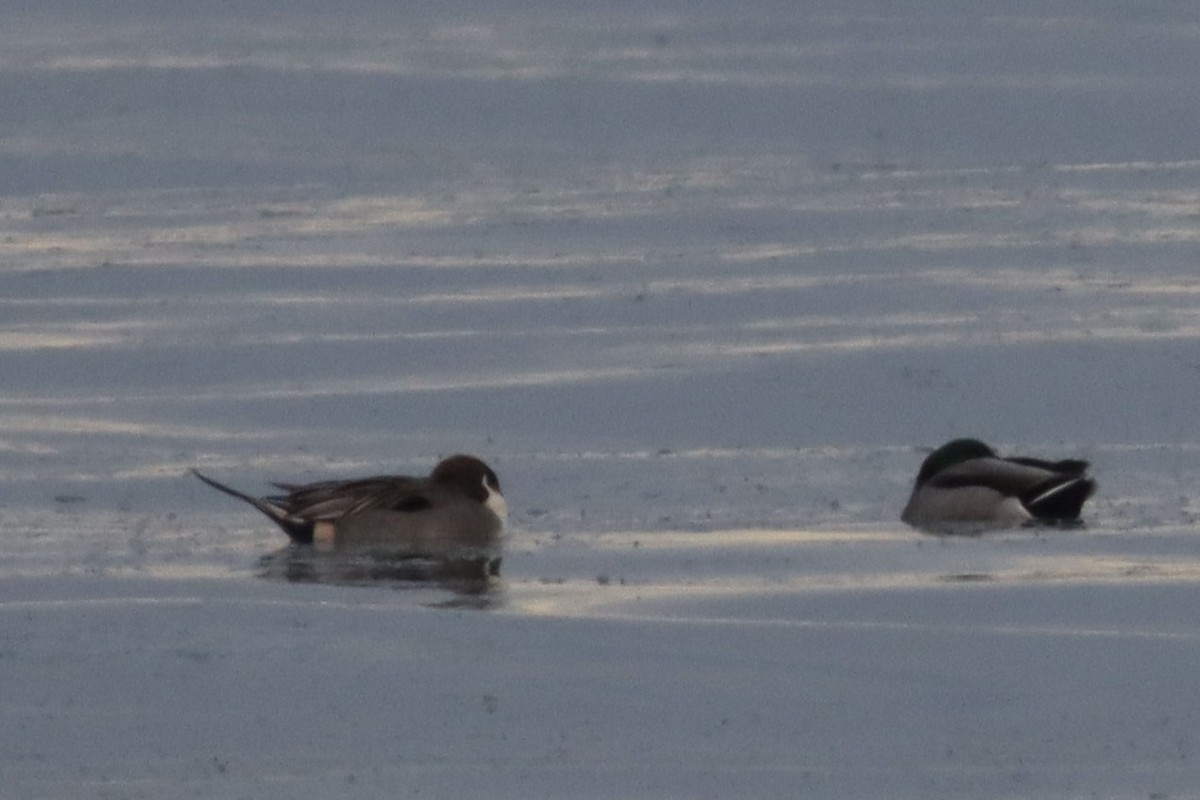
[901,438,1095,532]
[192,455,506,557]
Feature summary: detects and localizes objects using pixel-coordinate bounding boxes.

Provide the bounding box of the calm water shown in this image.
[4,4,1200,796]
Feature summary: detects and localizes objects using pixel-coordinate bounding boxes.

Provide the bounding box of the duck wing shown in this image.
[926,457,1067,496]
[930,457,1095,521]
[272,475,430,520]
[1006,456,1090,476]
[1005,456,1095,519]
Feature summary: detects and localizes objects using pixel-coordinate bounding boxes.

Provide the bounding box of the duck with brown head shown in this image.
[192,454,506,560]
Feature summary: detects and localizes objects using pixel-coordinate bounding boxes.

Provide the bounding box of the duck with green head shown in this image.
[902,438,1095,533]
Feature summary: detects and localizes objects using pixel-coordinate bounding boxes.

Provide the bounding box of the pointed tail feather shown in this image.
[191,469,314,543]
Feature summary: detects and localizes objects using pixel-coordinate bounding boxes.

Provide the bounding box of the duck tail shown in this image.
[190,469,314,543]
[1023,476,1096,521]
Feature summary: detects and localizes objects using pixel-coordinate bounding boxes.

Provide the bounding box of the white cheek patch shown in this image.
[483,476,508,521]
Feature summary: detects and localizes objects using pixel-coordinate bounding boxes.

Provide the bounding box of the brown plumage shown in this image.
[192,455,506,557]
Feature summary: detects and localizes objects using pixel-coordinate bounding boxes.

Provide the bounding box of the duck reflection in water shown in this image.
[258,546,502,604]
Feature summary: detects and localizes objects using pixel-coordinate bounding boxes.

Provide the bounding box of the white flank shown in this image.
[995,495,1036,524]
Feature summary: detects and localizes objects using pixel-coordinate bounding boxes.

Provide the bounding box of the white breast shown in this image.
[483,477,508,522]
